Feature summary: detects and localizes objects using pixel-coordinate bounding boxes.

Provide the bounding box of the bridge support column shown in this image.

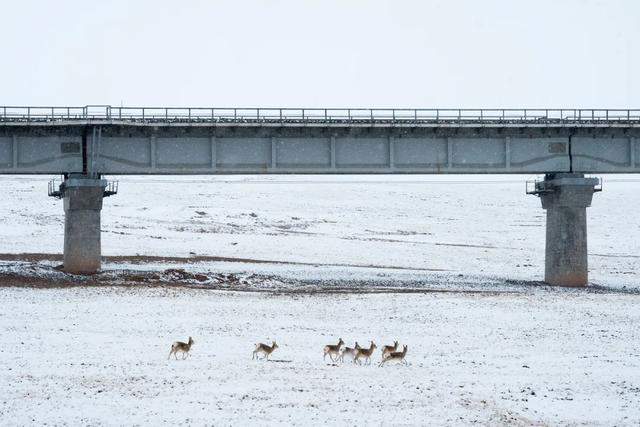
[60,176,108,274]
[530,173,600,286]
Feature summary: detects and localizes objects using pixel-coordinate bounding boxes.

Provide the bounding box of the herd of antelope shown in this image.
[168,336,408,366]
[324,338,408,366]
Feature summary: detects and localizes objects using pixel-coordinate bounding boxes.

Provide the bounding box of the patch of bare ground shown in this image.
[0,266,262,291]
[0,267,510,295]
[0,260,520,295]
[1,254,636,295]
[0,252,447,272]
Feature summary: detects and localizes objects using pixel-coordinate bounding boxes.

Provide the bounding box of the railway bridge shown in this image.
[1,106,639,285]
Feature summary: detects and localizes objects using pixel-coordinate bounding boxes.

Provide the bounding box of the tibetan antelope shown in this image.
[338,342,360,363]
[252,341,279,360]
[323,338,344,362]
[354,341,377,365]
[381,341,399,359]
[379,345,408,366]
[168,336,194,360]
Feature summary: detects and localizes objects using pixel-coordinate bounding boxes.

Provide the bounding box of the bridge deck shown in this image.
[1,106,639,175]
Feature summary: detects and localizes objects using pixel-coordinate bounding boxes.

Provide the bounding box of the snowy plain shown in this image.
[1,286,640,426]
[1,174,639,425]
[1,174,639,288]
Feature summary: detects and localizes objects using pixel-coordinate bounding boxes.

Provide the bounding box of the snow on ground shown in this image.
[1,175,639,425]
[1,174,639,288]
[1,286,639,425]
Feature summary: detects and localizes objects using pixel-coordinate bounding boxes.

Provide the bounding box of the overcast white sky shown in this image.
[0,0,637,108]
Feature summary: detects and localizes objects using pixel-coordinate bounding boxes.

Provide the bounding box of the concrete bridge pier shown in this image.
[59,176,108,274]
[531,173,600,286]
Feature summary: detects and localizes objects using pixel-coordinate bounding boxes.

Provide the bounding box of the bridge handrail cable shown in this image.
[1,106,639,123]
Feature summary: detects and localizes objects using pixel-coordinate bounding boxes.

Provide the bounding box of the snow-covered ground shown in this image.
[1,174,639,425]
[1,286,639,425]
[1,174,639,288]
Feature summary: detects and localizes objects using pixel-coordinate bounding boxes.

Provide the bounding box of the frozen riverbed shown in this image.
[1,286,639,425]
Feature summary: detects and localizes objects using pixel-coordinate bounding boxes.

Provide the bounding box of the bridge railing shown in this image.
[1,106,640,124]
